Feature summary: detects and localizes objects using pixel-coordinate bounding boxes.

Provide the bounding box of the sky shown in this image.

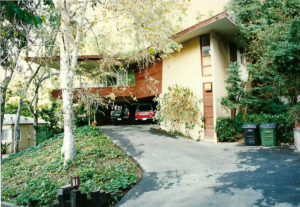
[182,0,231,28]
[80,0,231,55]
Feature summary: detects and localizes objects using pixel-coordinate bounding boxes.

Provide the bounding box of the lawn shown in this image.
[1,126,142,206]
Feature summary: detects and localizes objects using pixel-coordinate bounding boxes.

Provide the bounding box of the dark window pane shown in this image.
[202,46,211,55]
[106,76,117,86]
[230,42,237,62]
[137,105,152,111]
[201,35,210,46]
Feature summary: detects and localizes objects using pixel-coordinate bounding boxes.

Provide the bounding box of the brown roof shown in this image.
[172,11,238,43]
[172,12,236,40]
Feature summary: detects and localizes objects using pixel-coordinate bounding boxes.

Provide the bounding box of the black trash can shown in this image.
[242,124,259,146]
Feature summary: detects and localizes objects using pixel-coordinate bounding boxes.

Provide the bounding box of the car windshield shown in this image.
[137,105,152,111]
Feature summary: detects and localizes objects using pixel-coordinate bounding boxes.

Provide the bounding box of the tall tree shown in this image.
[13,65,42,153]
[221,62,246,119]
[58,0,188,162]
[227,0,300,113]
[59,0,88,161]
[27,70,59,146]
[0,1,53,148]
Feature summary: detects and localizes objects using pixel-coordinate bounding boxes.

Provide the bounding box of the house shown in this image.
[161,12,247,141]
[28,12,247,141]
[2,114,47,154]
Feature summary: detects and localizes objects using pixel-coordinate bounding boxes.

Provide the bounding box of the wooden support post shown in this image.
[90,190,100,207]
[58,185,72,207]
[70,189,82,207]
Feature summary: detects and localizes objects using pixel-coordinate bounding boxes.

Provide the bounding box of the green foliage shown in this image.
[2,126,141,206]
[243,64,289,114]
[227,0,300,105]
[0,1,42,27]
[74,103,90,127]
[1,1,53,67]
[4,102,32,118]
[288,102,300,122]
[216,113,244,142]
[154,84,203,137]
[36,125,55,145]
[216,112,293,143]
[39,99,63,133]
[221,62,246,117]
[216,117,236,142]
[1,143,10,154]
[245,113,294,143]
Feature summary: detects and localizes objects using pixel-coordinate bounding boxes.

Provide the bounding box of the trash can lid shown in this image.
[260,123,276,128]
[242,124,258,129]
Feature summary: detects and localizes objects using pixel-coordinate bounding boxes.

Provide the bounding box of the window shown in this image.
[2,129,12,142]
[230,42,237,62]
[117,70,128,86]
[105,71,128,87]
[200,35,212,76]
[106,76,117,86]
[137,105,152,112]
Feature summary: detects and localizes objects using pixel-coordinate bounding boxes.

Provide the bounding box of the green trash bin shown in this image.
[259,123,276,146]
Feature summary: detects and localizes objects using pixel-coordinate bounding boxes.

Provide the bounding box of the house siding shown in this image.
[162,36,202,97]
[2,124,36,154]
[161,31,241,141]
[52,62,162,100]
[135,61,162,99]
[211,31,231,120]
[161,36,204,140]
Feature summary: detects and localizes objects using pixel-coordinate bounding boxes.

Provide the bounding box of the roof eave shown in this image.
[171,11,238,44]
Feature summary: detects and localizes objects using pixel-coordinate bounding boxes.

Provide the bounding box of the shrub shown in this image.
[245,113,294,143]
[154,84,203,137]
[215,114,243,142]
[39,99,64,133]
[1,143,9,154]
[288,102,300,123]
[221,62,246,118]
[216,117,236,142]
[36,125,55,145]
[4,103,32,117]
[216,112,294,143]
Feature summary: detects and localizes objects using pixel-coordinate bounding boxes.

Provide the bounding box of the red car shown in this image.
[135,104,155,121]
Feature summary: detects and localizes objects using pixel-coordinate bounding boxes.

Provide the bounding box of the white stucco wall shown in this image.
[237,50,248,82]
[161,36,205,140]
[211,31,248,121]
[211,31,230,120]
[162,36,202,97]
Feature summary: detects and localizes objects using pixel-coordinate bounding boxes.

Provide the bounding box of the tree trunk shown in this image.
[60,0,76,161]
[33,93,38,146]
[243,73,252,122]
[14,98,23,153]
[60,0,88,162]
[0,70,13,139]
[0,84,8,139]
[231,108,236,119]
[12,65,41,153]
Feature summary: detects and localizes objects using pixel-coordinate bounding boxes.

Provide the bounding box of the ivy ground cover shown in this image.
[1,126,142,206]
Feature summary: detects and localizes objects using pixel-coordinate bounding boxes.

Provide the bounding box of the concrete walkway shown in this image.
[102,125,300,207]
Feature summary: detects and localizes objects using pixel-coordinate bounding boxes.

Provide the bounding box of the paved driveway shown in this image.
[102,125,300,207]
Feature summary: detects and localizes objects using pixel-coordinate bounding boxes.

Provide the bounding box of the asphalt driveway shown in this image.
[102,125,300,207]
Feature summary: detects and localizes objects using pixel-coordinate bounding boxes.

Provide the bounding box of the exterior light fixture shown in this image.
[70,176,80,189]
